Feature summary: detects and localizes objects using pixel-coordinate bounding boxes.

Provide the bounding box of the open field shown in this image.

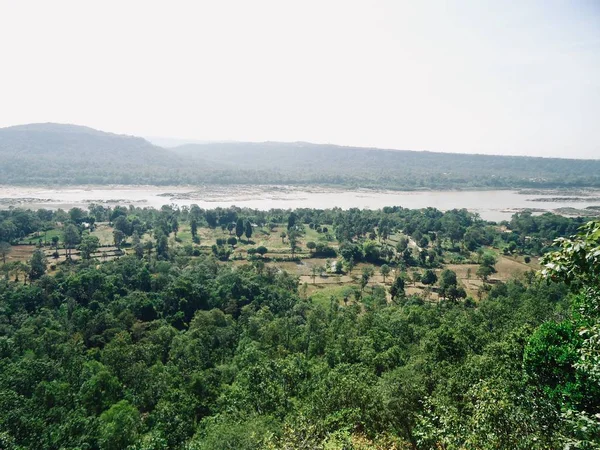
[2,220,545,304]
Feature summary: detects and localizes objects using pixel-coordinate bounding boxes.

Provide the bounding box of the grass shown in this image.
[20,228,63,245]
[308,284,356,308]
[90,223,116,246]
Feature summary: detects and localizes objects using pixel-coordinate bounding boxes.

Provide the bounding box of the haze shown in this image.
[1,0,599,158]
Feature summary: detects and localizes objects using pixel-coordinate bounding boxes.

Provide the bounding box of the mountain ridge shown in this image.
[1,123,600,188]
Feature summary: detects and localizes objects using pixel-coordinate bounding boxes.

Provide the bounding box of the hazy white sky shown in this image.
[1,1,599,158]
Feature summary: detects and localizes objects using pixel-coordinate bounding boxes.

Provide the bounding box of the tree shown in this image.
[396,237,408,253]
[236,218,244,240]
[63,224,81,259]
[0,241,10,265]
[144,240,154,257]
[79,234,100,260]
[113,215,131,236]
[51,235,60,251]
[171,218,179,238]
[477,253,497,282]
[476,264,495,282]
[98,400,140,450]
[227,237,237,247]
[190,218,198,239]
[280,231,286,243]
[536,221,600,447]
[287,212,297,230]
[244,220,253,240]
[421,269,437,286]
[131,232,144,259]
[29,249,46,280]
[360,267,374,292]
[311,266,318,285]
[390,275,406,301]
[380,264,391,283]
[306,241,316,254]
[439,269,458,298]
[113,229,125,250]
[345,256,355,274]
[289,231,298,257]
[256,246,268,256]
[156,233,169,259]
[411,270,422,286]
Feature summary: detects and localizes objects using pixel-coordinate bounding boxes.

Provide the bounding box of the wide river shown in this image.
[1,185,599,222]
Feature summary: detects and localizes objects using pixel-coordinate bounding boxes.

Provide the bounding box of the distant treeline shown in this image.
[2,123,600,189]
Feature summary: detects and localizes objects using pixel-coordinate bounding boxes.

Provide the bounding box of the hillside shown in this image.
[2,123,600,189]
[0,123,192,185]
[172,141,600,189]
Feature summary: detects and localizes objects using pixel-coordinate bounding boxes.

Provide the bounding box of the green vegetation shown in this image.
[2,123,600,189]
[0,203,599,448]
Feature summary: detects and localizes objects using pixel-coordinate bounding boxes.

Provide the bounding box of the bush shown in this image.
[256,246,268,256]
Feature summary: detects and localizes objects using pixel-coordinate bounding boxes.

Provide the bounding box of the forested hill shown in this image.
[0,123,192,185]
[172,141,600,189]
[2,123,600,189]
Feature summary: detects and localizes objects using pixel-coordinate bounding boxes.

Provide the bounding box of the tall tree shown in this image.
[0,241,11,265]
[236,218,244,240]
[63,224,81,259]
[29,249,46,280]
[289,231,298,257]
[190,218,198,239]
[244,220,253,241]
[421,269,438,286]
[113,230,125,250]
[380,264,391,283]
[79,235,100,260]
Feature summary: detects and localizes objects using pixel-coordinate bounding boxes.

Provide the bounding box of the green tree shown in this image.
[51,235,60,251]
[171,217,179,238]
[63,224,81,259]
[113,229,125,250]
[476,264,495,282]
[360,266,374,292]
[306,241,316,254]
[131,232,144,259]
[98,400,140,450]
[190,218,198,238]
[390,275,406,301]
[0,241,10,265]
[244,220,253,240]
[79,234,100,260]
[421,269,437,286]
[289,231,298,257]
[439,269,458,298]
[380,264,391,283]
[287,212,297,230]
[236,218,244,240]
[29,249,46,280]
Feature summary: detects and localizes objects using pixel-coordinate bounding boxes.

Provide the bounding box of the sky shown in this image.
[0,1,599,159]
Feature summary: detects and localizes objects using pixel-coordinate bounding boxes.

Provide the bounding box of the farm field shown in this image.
[1,210,545,306]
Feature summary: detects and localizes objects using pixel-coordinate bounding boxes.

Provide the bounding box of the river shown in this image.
[1,185,599,222]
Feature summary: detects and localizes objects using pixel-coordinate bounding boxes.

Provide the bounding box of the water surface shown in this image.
[1,185,599,222]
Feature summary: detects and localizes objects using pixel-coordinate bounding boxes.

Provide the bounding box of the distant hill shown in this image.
[2,123,600,189]
[0,123,191,185]
[172,141,600,189]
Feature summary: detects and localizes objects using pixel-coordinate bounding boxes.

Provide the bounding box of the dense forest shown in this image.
[2,123,600,189]
[0,203,599,449]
